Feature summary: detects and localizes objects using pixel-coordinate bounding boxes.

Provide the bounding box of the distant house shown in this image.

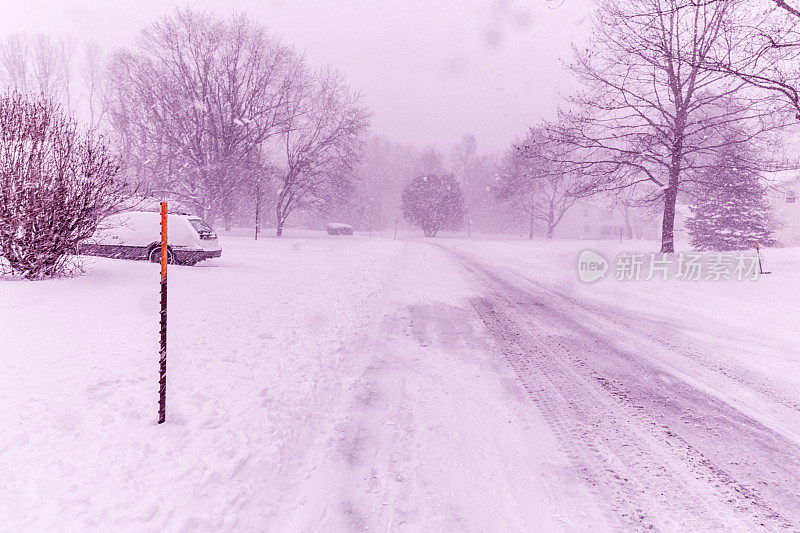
[548,177,800,246]
[768,180,800,246]
[551,199,661,240]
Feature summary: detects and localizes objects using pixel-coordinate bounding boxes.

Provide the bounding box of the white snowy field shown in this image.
[0,233,597,531]
[2,232,800,530]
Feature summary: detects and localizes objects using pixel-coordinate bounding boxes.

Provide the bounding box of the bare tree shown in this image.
[0,34,72,106]
[0,35,29,93]
[415,148,445,176]
[80,41,107,132]
[252,173,273,240]
[703,0,800,119]
[274,67,370,236]
[450,134,478,236]
[58,37,73,109]
[357,164,388,234]
[31,36,63,100]
[495,128,588,239]
[558,0,787,252]
[240,151,279,240]
[107,9,298,226]
[349,135,421,232]
[0,92,129,279]
[449,134,504,237]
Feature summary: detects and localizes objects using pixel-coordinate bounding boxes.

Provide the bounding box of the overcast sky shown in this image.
[1,0,592,155]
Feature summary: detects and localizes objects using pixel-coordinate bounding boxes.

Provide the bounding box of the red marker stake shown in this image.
[755,242,771,275]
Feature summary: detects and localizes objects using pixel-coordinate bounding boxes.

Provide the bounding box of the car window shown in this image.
[188,218,214,234]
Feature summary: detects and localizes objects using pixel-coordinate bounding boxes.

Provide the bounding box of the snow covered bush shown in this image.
[686,144,775,251]
[0,92,129,279]
[401,173,465,237]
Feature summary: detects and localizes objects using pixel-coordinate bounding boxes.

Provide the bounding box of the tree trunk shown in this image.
[661,110,685,253]
[545,205,556,239]
[546,201,556,239]
[276,201,284,237]
[623,208,634,240]
[660,184,678,253]
[528,210,535,240]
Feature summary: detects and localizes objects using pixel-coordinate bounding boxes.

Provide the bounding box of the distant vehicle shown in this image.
[81,211,222,266]
[327,223,354,235]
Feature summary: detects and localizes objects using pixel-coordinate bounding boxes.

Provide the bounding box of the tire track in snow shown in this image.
[471,296,718,531]
[454,252,800,532]
[523,273,800,417]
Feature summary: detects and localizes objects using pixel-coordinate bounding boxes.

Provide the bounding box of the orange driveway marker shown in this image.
[158,202,168,424]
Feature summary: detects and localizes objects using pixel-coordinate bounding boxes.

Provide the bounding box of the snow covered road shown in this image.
[272,241,608,531]
[3,233,800,531]
[451,247,800,531]
[292,241,800,531]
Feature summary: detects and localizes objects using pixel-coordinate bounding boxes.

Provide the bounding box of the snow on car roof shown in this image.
[122,209,194,217]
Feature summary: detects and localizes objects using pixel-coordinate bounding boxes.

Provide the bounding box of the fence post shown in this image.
[158,202,168,424]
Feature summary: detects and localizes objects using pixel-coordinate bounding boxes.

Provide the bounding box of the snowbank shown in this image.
[1,234,405,530]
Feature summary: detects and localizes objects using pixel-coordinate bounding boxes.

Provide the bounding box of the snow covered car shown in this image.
[81,211,222,266]
[326,223,354,235]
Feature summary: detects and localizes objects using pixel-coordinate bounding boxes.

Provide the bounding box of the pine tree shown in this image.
[686,144,775,251]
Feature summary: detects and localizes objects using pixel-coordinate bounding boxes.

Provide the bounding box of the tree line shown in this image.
[1,9,370,231]
[483,0,800,251]
[0,9,370,277]
[4,1,800,279]
[397,0,799,248]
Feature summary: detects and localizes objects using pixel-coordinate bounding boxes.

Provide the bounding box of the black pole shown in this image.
[158,202,168,424]
[755,242,771,275]
[158,277,167,423]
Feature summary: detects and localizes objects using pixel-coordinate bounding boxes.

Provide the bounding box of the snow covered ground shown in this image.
[2,233,404,530]
[438,238,800,445]
[2,232,799,530]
